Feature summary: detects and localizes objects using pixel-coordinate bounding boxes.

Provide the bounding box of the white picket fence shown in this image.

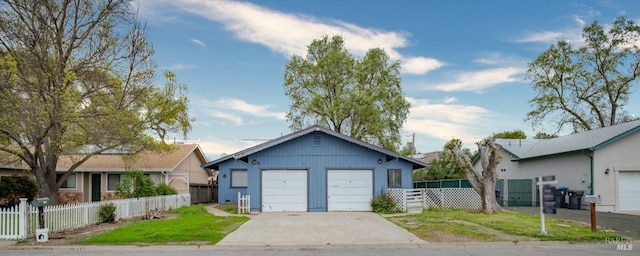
[237,192,250,214]
[388,188,481,212]
[0,194,190,240]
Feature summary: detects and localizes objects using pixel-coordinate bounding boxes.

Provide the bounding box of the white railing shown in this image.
[238,192,250,214]
[387,188,481,212]
[387,189,423,213]
[0,193,190,240]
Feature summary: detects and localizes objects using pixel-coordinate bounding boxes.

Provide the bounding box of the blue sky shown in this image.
[135,0,640,159]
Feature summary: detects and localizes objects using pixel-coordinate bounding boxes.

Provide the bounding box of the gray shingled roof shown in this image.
[201,125,428,169]
[504,120,640,160]
[495,139,538,158]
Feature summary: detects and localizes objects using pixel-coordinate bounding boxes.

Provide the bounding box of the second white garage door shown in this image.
[618,171,640,211]
[262,170,307,212]
[327,170,373,211]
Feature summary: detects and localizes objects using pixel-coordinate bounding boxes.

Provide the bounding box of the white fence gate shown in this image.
[0,194,190,240]
[388,188,481,212]
[237,192,250,214]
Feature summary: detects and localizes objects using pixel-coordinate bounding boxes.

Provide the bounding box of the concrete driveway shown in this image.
[215,212,427,247]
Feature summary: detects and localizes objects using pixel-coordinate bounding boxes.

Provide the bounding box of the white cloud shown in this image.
[402,57,445,75]
[191,39,206,47]
[425,67,525,92]
[137,0,442,75]
[515,31,567,44]
[214,98,286,120]
[209,111,243,125]
[197,139,261,160]
[166,63,196,70]
[404,97,494,144]
[514,16,584,44]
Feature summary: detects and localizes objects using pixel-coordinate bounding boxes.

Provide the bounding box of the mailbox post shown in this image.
[584,195,601,232]
[31,197,51,242]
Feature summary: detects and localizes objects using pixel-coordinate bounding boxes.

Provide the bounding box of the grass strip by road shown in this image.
[388,209,622,242]
[77,204,248,245]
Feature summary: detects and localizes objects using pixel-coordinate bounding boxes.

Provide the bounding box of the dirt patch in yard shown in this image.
[13,213,179,247]
[387,216,536,243]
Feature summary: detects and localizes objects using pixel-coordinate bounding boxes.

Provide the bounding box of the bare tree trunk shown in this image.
[451,138,503,213]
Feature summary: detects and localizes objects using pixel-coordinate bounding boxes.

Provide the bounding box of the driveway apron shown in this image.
[215,212,427,247]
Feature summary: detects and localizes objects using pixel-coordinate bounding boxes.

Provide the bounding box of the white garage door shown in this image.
[262,170,307,212]
[618,171,640,211]
[327,170,373,211]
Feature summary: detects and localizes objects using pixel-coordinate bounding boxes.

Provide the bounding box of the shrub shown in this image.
[155,183,177,195]
[0,175,38,208]
[370,191,400,214]
[115,169,157,198]
[98,202,117,223]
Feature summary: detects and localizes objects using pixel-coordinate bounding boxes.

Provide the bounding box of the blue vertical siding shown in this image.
[216,131,415,212]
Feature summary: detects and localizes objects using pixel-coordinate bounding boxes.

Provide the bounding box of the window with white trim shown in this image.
[231,169,248,188]
[387,169,402,188]
[107,174,122,191]
[57,173,77,189]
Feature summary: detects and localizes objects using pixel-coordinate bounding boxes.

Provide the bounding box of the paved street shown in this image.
[0,242,635,256]
[507,206,640,239]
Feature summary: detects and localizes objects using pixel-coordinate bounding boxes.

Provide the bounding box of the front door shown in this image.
[91,174,101,202]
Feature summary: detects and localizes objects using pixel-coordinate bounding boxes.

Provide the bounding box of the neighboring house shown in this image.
[0,144,212,204]
[414,151,441,165]
[53,144,212,204]
[473,120,640,212]
[202,125,428,212]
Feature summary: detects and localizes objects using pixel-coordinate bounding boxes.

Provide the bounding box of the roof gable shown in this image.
[202,125,428,169]
[57,144,208,172]
[505,120,640,161]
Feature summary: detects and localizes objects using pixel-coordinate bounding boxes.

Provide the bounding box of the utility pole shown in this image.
[411,133,415,158]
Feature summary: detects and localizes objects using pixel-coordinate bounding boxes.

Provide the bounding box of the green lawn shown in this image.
[76,204,248,245]
[387,209,623,243]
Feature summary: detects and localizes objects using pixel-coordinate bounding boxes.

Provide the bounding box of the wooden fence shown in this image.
[189,183,216,204]
[0,194,190,240]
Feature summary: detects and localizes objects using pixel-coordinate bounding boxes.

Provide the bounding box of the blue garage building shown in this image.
[202,125,427,212]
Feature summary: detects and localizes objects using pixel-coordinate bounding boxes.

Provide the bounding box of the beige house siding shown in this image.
[593,131,640,212]
[169,151,210,194]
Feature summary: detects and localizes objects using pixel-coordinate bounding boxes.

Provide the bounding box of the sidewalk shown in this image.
[204,204,255,218]
[0,240,15,249]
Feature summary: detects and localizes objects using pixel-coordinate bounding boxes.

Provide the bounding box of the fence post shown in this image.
[402,189,407,213]
[18,198,27,239]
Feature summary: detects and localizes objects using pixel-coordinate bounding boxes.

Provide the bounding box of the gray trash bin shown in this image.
[567,190,584,209]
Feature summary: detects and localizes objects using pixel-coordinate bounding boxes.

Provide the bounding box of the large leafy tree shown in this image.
[526,16,640,133]
[284,35,410,151]
[0,0,192,204]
